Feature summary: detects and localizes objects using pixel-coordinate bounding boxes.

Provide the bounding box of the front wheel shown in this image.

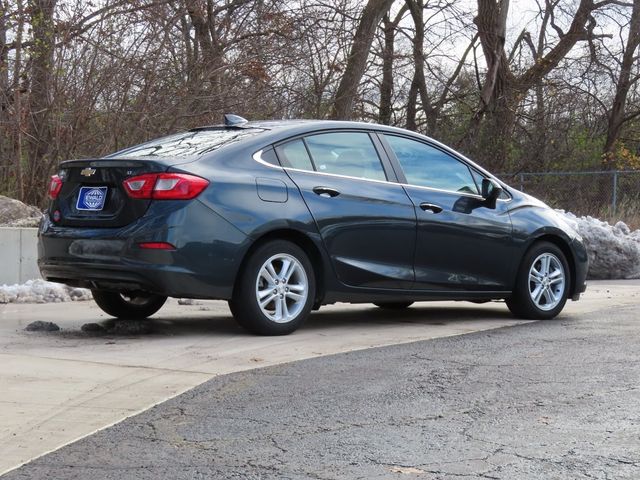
[506,242,570,320]
[230,240,316,335]
[91,290,167,319]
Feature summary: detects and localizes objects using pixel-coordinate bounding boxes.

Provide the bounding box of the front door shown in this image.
[382,134,515,291]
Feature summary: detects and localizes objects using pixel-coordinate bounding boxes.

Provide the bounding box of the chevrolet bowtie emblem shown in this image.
[80,167,96,177]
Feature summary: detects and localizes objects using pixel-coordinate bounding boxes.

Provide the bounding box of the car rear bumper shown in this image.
[38,200,250,299]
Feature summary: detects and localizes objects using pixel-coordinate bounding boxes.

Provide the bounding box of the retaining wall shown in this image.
[0,228,41,285]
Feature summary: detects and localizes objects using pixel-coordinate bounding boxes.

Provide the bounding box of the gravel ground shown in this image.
[4,303,640,480]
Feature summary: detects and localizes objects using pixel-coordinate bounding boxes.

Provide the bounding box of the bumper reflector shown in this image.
[138,242,176,250]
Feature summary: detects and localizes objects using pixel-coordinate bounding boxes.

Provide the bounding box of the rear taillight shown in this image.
[123,173,209,200]
[122,173,157,199]
[49,175,63,199]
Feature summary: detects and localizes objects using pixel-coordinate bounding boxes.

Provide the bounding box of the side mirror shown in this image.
[481,178,503,208]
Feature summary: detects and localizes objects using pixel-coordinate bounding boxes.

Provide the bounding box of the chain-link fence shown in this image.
[499,170,640,228]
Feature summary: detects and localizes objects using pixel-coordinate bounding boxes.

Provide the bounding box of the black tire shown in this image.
[231,240,316,335]
[506,241,570,320]
[373,301,414,310]
[92,290,167,319]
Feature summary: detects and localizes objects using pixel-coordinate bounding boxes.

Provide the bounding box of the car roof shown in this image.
[193,119,411,135]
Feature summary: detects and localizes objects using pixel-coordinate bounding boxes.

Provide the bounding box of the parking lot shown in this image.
[1,280,639,477]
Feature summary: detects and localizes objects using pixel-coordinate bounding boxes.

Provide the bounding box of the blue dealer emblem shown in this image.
[76,186,108,211]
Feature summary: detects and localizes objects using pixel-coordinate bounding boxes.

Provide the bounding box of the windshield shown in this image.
[106,128,266,158]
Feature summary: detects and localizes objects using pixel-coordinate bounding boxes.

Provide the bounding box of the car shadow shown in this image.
[71,302,519,338]
[302,303,516,332]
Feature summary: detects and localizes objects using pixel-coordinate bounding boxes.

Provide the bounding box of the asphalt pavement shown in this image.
[4,294,639,479]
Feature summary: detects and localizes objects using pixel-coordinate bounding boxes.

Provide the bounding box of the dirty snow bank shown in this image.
[559,211,640,280]
[0,280,92,304]
[0,195,42,227]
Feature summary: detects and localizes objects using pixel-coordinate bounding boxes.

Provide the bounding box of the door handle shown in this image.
[313,186,340,198]
[419,202,443,214]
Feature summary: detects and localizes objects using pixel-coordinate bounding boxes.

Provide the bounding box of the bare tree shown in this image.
[467,0,617,170]
[603,0,640,165]
[378,6,408,124]
[330,0,395,120]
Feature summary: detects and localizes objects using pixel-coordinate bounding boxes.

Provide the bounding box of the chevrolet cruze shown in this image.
[38,117,588,335]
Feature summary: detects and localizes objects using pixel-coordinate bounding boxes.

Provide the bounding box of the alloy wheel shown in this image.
[255,253,308,323]
[528,252,566,311]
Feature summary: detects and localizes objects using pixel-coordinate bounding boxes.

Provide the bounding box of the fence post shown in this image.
[612,170,618,216]
[519,173,524,192]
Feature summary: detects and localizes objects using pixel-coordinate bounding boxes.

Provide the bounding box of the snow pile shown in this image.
[559,211,640,280]
[0,195,42,227]
[0,280,92,304]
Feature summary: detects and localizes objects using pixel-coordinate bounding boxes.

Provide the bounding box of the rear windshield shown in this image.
[105,128,266,159]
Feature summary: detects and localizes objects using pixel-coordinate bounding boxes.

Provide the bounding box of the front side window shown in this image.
[304,132,387,181]
[384,135,478,195]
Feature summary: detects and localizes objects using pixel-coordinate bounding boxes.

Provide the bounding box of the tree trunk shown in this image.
[24,0,57,205]
[14,0,25,201]
[0,0,9,189]
[602,0,640,166]
[330,0,395,120]
[406,0,436,134]
[184,0,226,113]
[406,71,419,131]
[464,0,514,170]
[378,14,394,125]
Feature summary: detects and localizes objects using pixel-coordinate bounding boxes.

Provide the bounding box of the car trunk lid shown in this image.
[52,159,167,228]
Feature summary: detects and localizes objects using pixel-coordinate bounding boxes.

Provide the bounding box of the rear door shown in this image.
[380,134,515,292]
[275,131,416,289]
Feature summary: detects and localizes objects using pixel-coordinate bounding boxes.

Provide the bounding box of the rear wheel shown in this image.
[506,241,569,320]
[92,290,167,319]
[230,240,315,335]
[374,301,414,310]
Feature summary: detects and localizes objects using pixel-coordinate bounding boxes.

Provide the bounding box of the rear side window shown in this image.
[304,132,386,181]
[107,128,266,158]
[275,139,314,171]
[384,135,478,195]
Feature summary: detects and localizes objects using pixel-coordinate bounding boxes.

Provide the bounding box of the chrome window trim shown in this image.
[253,149,511,202]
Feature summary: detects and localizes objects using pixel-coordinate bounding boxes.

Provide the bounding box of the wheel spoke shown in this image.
[258,288,274,300]
[540,256,550,275]
[260,267,276,285]
[260,293,277,308]
[268,263,280,280]
[529,272,542,284]
[543,286,556,304]
[287,283,305,292]
[532,284,544,304]
[285,263,299,282]
[286,291,303,301]
[279,259,291,279]
[281,297,290,320]
[274,296,283,321]
[549,269,563,279]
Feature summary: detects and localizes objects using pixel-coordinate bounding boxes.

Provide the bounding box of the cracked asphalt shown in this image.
[4,301,640,480]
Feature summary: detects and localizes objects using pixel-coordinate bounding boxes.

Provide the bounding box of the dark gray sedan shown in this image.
[38,118,588,335]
